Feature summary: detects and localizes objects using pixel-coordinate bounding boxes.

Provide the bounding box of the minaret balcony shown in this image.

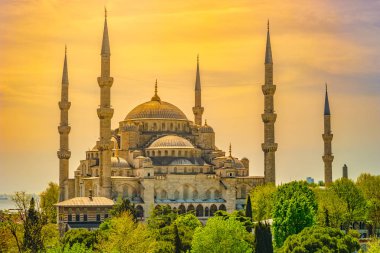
[261,113,277,123]
[58,101,71,110]
[261,85,276,96]
[192,106,204,114]
[97,107,114,119]
[57,149,71,159]
[261,143,278,153]
[322,133,333,141]
[322,155,334,162]
[58,125,71,134]
[97,77,114,88]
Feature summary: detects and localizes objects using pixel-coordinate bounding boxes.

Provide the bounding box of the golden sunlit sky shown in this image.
[1,0,379,193]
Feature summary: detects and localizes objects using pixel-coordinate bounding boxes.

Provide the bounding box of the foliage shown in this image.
[331,178,366,230]
[254,222,273,253]
[313,187,348,228]
[191,216,254,253]
[356,173,380,235]
[245,194,252,220]
[40,182,59,224]
[41,223,60,250]
[214,210,253,232]
[97,211,156,253]
[280,226,360,253]
[365,239,380,253]
[249,183,276,222]
[23,197,44,252]
[110,197,137,221]
[47,242,94,253]
[61,228,97,250]
[272,181,317,248]
[173,213,202,252]
[0,211,24,253]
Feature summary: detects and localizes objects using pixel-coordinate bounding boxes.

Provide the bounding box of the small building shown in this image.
[306,177,315,184]
[55,195,114,235]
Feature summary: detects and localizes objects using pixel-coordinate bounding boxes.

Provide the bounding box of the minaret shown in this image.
[322,84,333,185]
[342,164,348,179]
[57,46,71,201]
[96,9,114,198]
[261,21,278,184]
[192,55,204,125]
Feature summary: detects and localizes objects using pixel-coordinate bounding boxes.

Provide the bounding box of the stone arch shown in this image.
[210,204,217,216]
[241,185,247,199]
[187,204,195,213]
[174,190,180,199]
[183,185,189,200]
[161,189,168,199]
[193,190,198,199]
[178,204,186,214]
[214,190,221,199]
[205,189,211,199]
[205,207,209,217]
[196,204,204,217]
[136,205,144,218]
[122,185,129,198]
[219,204,226,211]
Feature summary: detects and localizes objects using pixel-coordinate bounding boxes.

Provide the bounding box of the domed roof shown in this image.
[148,135,194,149]
[199,120,214,133]
[111,157,129,168]
[125,100,187,121]
[169,158,194,166]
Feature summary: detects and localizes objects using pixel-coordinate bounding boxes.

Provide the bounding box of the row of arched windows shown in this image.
[155,204,226,217]
[143,122,189,132]
[156,188,222,200]
[146,150,193,157]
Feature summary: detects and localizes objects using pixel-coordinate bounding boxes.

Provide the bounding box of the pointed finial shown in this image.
[229,143,232,157]
[265,20,273,64]
[62,45,69,84]
[204,119,207,126]
[151,79,161,102]
[105,7,107,18]
[65,44,67,55]
[101,7,111,56]
[324,83,331,116]
[195,55,201,91]
[267,19,270,30]
[197,54,199,64]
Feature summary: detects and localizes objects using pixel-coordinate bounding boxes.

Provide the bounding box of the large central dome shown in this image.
[125,100,187,121]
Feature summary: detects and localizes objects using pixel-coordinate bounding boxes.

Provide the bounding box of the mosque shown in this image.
[55,11,297,231]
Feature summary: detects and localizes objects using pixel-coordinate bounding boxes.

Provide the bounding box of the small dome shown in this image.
[125,100,187,120]
[169,158,193,166]
[111,157,129,168]
[199,120,214,133]
[149,135,194,149]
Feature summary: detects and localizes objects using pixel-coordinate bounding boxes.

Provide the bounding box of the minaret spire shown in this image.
[322,83,333,185]
[261,20,278,184]
[57,46,71,201]
[192,54,204,125]
[97,9,114,198]
[151,79,161,102]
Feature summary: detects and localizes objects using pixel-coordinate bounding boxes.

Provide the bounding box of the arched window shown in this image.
[123,185,129,198]
[162,123,165,130]
[153,123,157,130]
[165,150,168,156]
[179,205,186,214]
[210,204,218,216]
[183,185,189,200]
[178,151,182,156]
[174,167,177,173]
[152,151,155,156]
[161,190,167,199]
[205,207,209,217]
[196,205,204,217]
[205,189,211,199]
[158,151,161,156]
[219,204,226,211]
[214,190,221,199]
[136,205,144,218]
[170,123,174,131]
[187,204,195,213]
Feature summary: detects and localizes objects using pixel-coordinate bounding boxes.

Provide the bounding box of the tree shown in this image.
[356,173,380,235]
[173,213,202,252]
[23,197,44,252]
[245,194,252,220]
[0,211,23,253]
[191,216,254,253]
[280,226,360,253]
[254,222,273,253]
[97,212,156,252]
[365,239,380,253]
[272,181,317,248]
[214,210,253,232]
[110,197,137,221]
[249,183,276,222]
[41,223,60,250]
[173,224,181,253]
[40,182,59,224]
[331,178,366,230]
[61,228,97,250]
[313,187,348,228]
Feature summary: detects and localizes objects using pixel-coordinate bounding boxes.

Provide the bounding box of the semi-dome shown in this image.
[125,100,187,120]
[149,135,194,149]
[111,157,129,168]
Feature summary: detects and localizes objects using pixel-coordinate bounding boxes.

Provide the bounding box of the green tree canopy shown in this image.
[191,216,254,253]
[272,181,317,248]
[40,182,59,224]
[173,213,202,252]
[280,226,360,253]
[61,228,97,250]
[254,222,273,253]
[249,183,276,222]
[331,178,366,230]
